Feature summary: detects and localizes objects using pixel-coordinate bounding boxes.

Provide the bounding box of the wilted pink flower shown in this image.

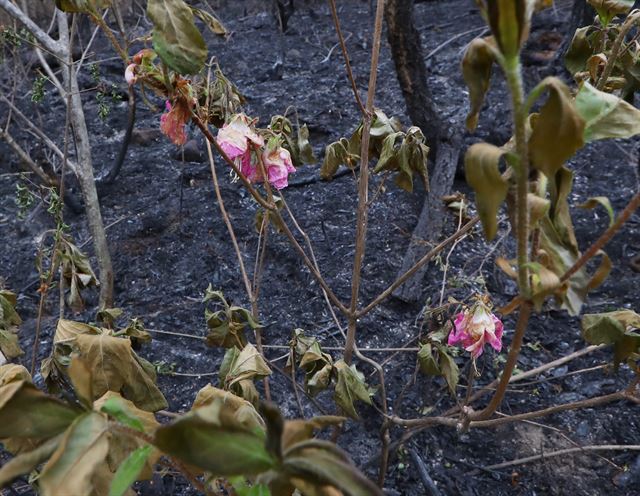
[160,101,190,146]
[448,299,503,359]
[124,63,137,86]
[216,114,264,161]
[263,146,295,190]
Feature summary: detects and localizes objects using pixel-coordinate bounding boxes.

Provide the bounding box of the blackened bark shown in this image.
[385,0,461,302]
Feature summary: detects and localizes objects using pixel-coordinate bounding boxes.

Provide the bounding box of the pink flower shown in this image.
[216,114,264,161]
[160,101,190,146]
[263,146,295,190]
[124,63,137,86]
[448,299,503,359]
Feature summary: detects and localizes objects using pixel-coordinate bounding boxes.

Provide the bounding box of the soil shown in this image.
[1,1,639,495]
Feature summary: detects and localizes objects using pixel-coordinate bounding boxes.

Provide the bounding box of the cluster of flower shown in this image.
[216,114,296,190]
[449,299,503,359]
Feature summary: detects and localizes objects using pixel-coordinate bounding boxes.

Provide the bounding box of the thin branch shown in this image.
[327,0,367,115]
[0,0,63,55]
[481,445,640,472]
[358,216,479,318]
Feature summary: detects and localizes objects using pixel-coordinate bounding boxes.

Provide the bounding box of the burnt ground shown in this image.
[1,0,640,495]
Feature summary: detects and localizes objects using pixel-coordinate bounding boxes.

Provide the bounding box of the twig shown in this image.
[327,0,366,115]
[358,216,480,318]
[408,448,442,496]
[424,26,486,61]
[480,445,640,472]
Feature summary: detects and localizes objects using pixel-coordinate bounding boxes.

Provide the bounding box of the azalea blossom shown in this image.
[160,101,190,146]
[216,113,264,161]
[262,146,295,190]
[448,299,503,359]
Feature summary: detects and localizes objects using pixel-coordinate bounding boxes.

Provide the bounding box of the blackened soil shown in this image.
[1,1,639,495]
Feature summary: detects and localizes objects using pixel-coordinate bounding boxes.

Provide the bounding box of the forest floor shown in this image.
[1,0,640,495]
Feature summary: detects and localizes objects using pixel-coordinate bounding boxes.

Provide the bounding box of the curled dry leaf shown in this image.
[464,142,509,241]
[461,37,497,131]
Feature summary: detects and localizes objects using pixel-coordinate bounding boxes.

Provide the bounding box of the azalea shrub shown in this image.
[1,0,640,495]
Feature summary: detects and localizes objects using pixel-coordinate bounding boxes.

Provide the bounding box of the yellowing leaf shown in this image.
[575,81,640,141]
[464,143,509,240]
[154,401,275,476]
[147,0,207,75]
[333,360,373,420]
[528,77,585,178]
[581,310,640,366]
[461,37,497,131]
[39,413,110,496]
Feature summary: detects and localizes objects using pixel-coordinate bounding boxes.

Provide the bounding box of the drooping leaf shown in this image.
[0,435,61,488]
[282,440,383,496]
[224,343,272,390]
[297,124,316,164]
[438,346,459,394]
[578,196,615,226]
[154,401,275,475]
[204,288,261,349]
[587,0,634,26]
[333,360,373,420]
[321,138,356,180]
[461,37,497,131]
[192,384,265,431]
[50,320,167,412]
[189,5,227,36]
[55,0,108,13]
[68,355,93,407]
[481,0,531,59]
[528,77,585,178]
[39,413,110,496]
[0,379,80,440]
[147,0,207,75]
[581,310,640,366]
[565,27,593,76]
[108,445,154,496]
[119,318,152,346]
[464,143,509,240]
[0,290,23,359]
[59,239,99,313]
[374,127,430,192]
[575,81,640,141]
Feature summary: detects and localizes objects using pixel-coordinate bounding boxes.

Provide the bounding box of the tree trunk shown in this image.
[57,12,114,309]
[385,0,461,302]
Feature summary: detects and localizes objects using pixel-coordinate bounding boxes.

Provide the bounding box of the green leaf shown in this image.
[575,81,640,141]
[417,344,440,376]
[528,77,585,178]
[147,0,207,75]
[462,37,497,131]
[109,445,153,496]
[333,360,373,419]
[464,143,509,240]
[578,196,615,227]
[154,401,275,475]
[39,413,110,496]
[100,396,145,432]
[438,346,459,394]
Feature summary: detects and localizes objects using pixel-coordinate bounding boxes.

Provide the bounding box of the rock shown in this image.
[287,48,301,60]
[131,128,162,146]
[175,139,205,163]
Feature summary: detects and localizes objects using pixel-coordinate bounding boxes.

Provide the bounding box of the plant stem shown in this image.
[597,11,640,90]
[471,300,532,420]
[344,0,385,364]
[503,56,530,297]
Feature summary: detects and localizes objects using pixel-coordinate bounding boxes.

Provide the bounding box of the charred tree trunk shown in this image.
[385,0,461,302]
